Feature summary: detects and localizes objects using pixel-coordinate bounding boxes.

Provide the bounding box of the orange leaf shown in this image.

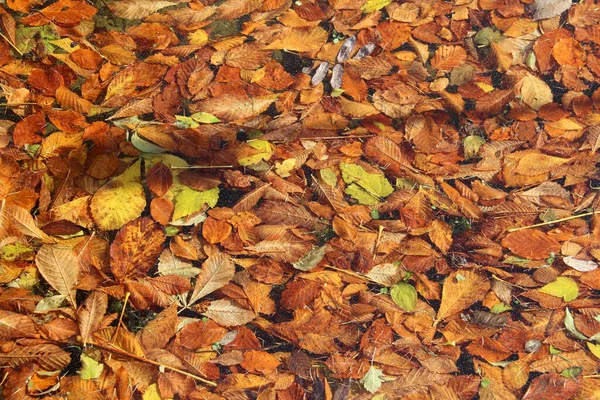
[501,229,560,260]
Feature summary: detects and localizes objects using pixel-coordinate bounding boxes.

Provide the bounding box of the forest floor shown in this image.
[0,0,599,399]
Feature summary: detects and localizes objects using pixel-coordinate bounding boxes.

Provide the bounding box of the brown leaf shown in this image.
[523,373,580,399]
[0,344,70,370]
[202,216,232,244]
[139,303,178,350]
[110,217,166,282]
[254,200,329,230]
[188,249,235,305]
[501,229,561,260]
[435,270,490,323]
[0,310,37,340]
[147,162,173,197]
[35,244,79,307]
[77,291,108,346]
[192,94,276,122]
[204,299,257,327]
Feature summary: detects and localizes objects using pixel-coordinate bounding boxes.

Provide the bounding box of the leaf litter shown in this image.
[0,0,599,398]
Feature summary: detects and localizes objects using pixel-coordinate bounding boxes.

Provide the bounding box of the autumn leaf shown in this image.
[35,244,79,307]
[436,270,490,324]
[188,249,235,306]
[110,217,166,282]
[90,160,146,231]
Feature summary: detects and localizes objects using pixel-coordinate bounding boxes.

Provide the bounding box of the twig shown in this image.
[88,339,217,387]
[0,32,23,56]
[507,211,600,232]
[324,265,373,283]
[110,292,130,344]
[171,165,234,169]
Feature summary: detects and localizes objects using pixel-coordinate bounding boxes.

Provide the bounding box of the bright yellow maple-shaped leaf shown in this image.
[90,160,146,231]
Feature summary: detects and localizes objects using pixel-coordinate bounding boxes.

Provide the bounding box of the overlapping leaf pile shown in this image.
[1,0,600,398]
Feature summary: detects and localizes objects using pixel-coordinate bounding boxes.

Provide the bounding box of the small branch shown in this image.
[0,32,23,56]
[324,265,374,283]
[507,211,600,232]
[88,339,217,387]
[110,292,130,344]
[171,165,234,169]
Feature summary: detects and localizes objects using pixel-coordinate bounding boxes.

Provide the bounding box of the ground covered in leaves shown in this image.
[2,0,600,398]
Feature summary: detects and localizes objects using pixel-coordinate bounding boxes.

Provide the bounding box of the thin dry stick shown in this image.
[324,264,374,283]
[0,32,22,56]
[171,165,233,169]
[507,210,600,232]
[88,340,217,387]
[110,292,130,344]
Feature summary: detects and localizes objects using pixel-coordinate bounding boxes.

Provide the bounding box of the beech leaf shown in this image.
[539,277,578,302]
[390,282,417,312]
[360,365,385,394]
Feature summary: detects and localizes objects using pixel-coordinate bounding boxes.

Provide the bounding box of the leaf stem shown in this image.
[507,211,600,232]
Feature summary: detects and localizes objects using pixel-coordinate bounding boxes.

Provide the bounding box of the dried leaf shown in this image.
[204,299,257,327]
[436,270,490,323]
[188,250,235,305]
[35,244,79,307]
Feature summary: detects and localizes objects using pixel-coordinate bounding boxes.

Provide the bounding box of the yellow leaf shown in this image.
[275,159,296,178]
[142,383,163,400]
[90,161,146,231]
[238,140,273,166]
[516,74,553,110]
[475,82,495,93]
[539,277,578,302]
[172,186,219,221]
[362,0,392,13]
[188,29,208,45]
[587,342,600,359]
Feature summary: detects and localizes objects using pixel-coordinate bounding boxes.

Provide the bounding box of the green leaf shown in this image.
[463,135,485,160]
[16,24,59,55]
[539,277,579,302]
[175,115,199,129]
[172,186,219,221]
[131,132,166,153]
[341,163,393,204]
[474,27,503,46]
[190,112,221,124]
[331,88,344,97]
[361,0,392,13]
[360,365,385,394]
[345,183,379,205]
[79,353,104,380]
[390,282,417,312]
[490,302,512,314]
[564,308,587,340]
[549,345,561,355]
[560,366,582,379]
